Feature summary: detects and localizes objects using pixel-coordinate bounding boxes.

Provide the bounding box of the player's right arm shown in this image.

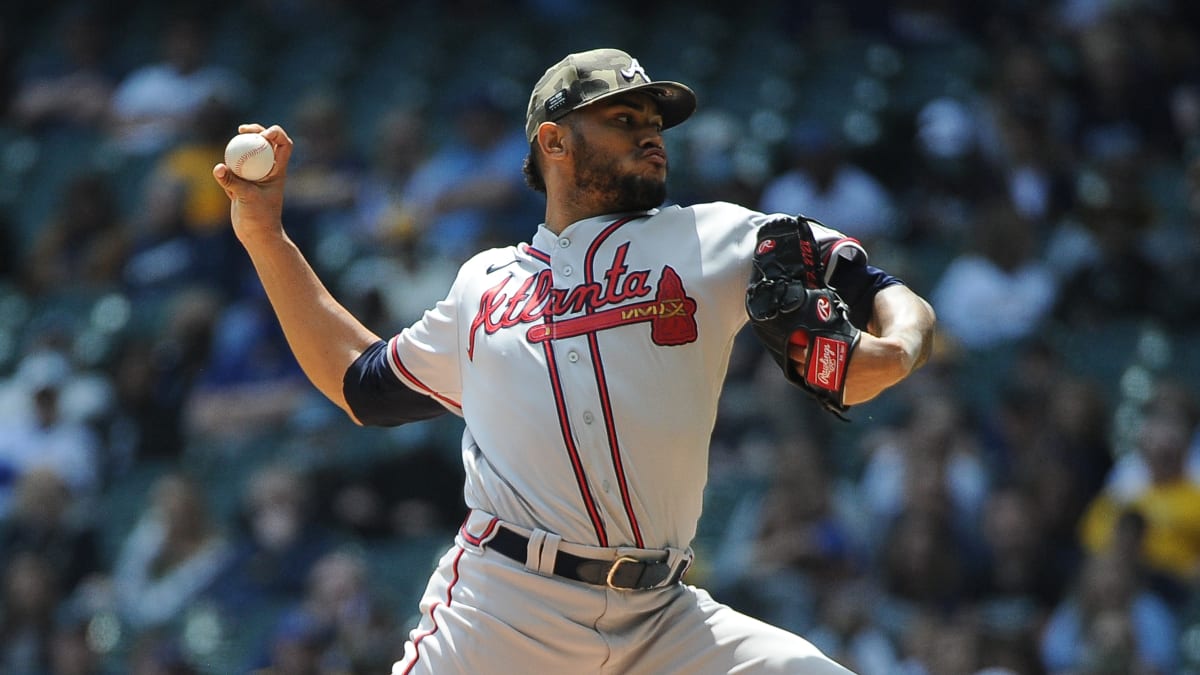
[212,123,380,422]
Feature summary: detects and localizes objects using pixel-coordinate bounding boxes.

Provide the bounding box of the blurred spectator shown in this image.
[670,109,763,208]
[805,580,902,675]
[403,93,539,258]
[832,388,990,642]
[1040,551,1178,675]
[983,367,1114,572]
[759,120,900,244]
[243,549,405,673]
[864,395,990,635]
[1066,15,1175,162]
[312,443,465,540]
[711,437,858,633]
[857,390,989,541]
[0,349,103,517]
[1147,155,1200,326]
[708,330,801,461]
[988,100,1075,229]
[971,485,1067,669]
[298,550,401,672]
[10,7,115,133]
[0,340,115,429]
[342,105,461,330]
[929,199,1058,350]
[208,463,336,615]
[1053,162,1163,326]
[182,289,308,439]
[0,468,103,597]
[975,484,1068,609]
[106,11,248,157]
[249,606,336,675]
[0,551,62,675]
[21,170,130,297]
[877,507,977,627]
[351,104,430,248]
[109,288,219,462]
[905,95,998,250]
[1173,80,1200,159]
[1079,396,1200,603]
[1104,379,1200,501]
[47,607,103,675]
[123,97,245,300]
[112,473,231,632]
[335,243,460,338]
[127,633,199,675]
[974,42,1075,226]
[1034,377,1114,507]
[280,91,367,260]
[894,609,988,675]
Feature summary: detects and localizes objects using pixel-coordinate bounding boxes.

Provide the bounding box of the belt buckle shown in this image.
[605,555,641,590]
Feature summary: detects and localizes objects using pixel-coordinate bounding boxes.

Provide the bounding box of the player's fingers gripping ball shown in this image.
[746,216,861,419]
[224,132,275,182]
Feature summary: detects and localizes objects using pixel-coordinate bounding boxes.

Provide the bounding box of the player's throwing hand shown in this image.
[212,123,293,243]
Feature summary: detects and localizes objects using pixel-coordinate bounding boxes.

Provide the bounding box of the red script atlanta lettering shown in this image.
[468,245,654,359]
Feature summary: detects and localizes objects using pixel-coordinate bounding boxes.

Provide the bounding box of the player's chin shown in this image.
[618,174,667,210]
[639,158,668,180]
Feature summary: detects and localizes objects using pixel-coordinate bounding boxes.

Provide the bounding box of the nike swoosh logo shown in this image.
[486,260,518,274]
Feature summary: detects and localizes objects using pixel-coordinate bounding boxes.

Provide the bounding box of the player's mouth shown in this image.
[641,148,667,167]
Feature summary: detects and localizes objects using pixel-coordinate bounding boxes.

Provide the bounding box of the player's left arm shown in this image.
[841,284,935,405]
[784,256,936,407]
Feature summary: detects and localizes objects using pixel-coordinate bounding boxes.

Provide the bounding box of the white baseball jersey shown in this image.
[385,202,864,551]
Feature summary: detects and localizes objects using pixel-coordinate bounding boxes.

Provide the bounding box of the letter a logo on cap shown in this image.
[620,58,647,82]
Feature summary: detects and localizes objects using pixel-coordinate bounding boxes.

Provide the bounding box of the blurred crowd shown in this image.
[0,0,1199,673]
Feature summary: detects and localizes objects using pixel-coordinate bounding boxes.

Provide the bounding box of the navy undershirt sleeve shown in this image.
[829,260,904,329]
[343,340,448,427]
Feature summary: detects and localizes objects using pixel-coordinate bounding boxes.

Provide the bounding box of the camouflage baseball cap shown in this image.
[525,48,697,143]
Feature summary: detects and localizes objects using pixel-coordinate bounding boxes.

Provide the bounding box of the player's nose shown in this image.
[638,127,665,150]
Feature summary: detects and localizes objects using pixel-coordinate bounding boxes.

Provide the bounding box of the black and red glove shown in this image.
[746,216,861,419]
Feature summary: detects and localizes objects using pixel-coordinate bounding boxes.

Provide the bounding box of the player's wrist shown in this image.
[234,222,292,250]
[857,334,915,383]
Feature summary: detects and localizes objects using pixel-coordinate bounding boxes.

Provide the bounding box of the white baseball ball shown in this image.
[224,133,275,182]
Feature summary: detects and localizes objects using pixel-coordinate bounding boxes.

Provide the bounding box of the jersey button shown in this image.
[582,411,595,424]
[562,265,573,276]
[602,480,612,493]
[558,238,570,248]
[567,350,580,363]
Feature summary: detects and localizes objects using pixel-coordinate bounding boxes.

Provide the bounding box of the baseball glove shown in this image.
[746,216,861,419]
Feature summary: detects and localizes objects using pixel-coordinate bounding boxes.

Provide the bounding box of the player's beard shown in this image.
[571,132,667,213]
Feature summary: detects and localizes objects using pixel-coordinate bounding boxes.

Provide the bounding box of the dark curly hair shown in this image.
[522,147,546,194]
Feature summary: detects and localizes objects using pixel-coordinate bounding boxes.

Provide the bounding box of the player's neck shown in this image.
[546,188,647,234]
[543,165,614,232]
[544,196,604,235]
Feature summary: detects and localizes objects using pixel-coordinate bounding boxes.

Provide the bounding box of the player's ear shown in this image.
[536,122,568,159]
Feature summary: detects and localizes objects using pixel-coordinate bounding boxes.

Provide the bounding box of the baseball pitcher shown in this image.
[214,48,935,674]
